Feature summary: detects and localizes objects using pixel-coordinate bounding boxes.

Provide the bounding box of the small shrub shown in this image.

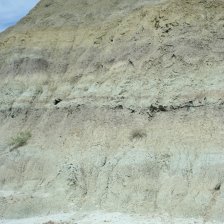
[130,129,147,141]
[9,131,32,150]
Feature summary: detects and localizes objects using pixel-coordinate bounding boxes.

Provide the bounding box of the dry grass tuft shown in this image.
[130,129,147,141]
[8,131,32,150]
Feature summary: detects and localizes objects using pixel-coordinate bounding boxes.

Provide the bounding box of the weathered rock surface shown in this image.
[0,0,224,222]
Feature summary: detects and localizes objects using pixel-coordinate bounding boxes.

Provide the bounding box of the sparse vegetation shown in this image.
[8,131,32,150]
[130,129,147,141]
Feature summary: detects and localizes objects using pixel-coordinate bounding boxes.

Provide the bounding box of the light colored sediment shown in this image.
[0,211,223,224]
[0,0,224,222]
[1,106,224,221]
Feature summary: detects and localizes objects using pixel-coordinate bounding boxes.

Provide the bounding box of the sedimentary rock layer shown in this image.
[0,0,224,222]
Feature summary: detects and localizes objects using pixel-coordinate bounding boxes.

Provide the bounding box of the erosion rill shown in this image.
[0,0,224,222]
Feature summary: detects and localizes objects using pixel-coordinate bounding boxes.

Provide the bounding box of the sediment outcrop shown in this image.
[0,0,224,222]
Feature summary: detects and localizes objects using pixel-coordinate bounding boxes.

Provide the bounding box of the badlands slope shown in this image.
[0,0,224,223]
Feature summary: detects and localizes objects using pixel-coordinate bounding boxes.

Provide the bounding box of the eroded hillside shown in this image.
[0,0,224,222]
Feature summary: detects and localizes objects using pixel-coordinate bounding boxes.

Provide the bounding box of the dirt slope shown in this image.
[0,0,224,222]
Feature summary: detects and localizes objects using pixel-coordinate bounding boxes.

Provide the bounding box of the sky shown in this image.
[0,0,39,32]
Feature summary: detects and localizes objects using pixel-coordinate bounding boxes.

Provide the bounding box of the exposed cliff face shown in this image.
[1,0,224,110]
[0,0,224,222]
